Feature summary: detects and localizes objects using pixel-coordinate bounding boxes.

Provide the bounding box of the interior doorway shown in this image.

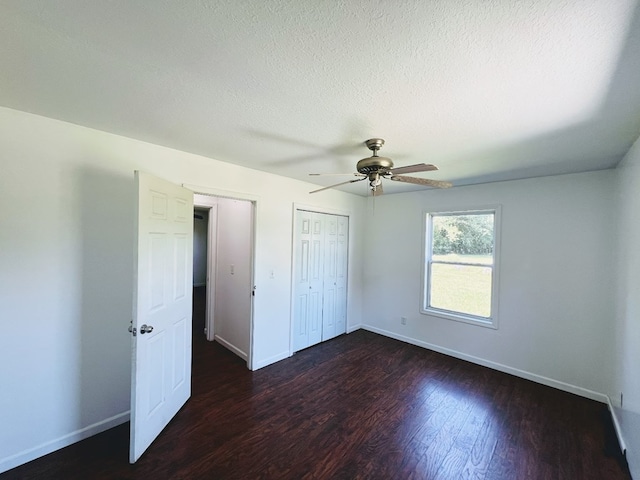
[192,193,255,369]
[192,208,209,342]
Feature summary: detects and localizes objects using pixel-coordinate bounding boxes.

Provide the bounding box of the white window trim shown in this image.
[421,205,502,329]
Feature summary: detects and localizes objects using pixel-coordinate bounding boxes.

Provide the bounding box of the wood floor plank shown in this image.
[1,322,630,480]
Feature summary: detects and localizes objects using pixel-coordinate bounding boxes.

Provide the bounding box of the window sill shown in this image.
[421,307,497,329]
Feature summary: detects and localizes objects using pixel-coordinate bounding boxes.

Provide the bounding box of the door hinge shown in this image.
[128,320,137,336]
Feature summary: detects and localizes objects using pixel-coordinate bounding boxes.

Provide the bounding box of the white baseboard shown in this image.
[347,323,362,333]
[362,325,609,404]
[214,335,247,361]
[607,397,628,456]
[0,411,129,475]
[252,350,290,370]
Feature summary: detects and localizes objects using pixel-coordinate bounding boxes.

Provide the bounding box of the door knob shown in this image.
[140,324,154,334]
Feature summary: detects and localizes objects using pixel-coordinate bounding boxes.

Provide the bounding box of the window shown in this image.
[422,207,500,328]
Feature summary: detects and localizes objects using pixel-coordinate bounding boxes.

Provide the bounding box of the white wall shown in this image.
[0,106,366,473]
[362,170,616,400]
[612,134,640,479]
[214,197,253,360]
[193,210,208,286]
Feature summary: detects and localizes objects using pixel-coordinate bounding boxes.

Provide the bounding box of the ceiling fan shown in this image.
[309,138,452,195]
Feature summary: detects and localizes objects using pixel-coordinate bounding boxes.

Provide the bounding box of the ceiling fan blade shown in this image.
[390,175,453,189]
[309,177,367,194]
[387,163,439,175]
[309,173,364,177]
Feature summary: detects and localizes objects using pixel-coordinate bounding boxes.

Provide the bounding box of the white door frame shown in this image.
[290,203,352,356]
[187,185,258,370]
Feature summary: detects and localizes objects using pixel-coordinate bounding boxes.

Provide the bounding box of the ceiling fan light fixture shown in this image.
[369,173,382,187]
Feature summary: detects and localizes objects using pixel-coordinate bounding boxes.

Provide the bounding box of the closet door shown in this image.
[322,216,338,341]
[323,215,348,340]
[334,215,349,336]
[293,210,349,352]
[293,211,324,351]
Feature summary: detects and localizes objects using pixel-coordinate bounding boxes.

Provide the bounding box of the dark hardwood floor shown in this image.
[2,290,630,479]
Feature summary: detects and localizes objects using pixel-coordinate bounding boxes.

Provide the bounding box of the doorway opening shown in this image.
[192,193,255,370]
[192,208,209,344]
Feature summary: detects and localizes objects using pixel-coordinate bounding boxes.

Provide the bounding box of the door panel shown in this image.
[172,317,188,388]
[322,284,336,340]
[294,211,324,349]
[308,289,322,345]
[130,171,193,463]
[335,216,349,335]
[308,215,324,346]
[293,210,313,352]
[322,215,338,341]
[300,240,309,281]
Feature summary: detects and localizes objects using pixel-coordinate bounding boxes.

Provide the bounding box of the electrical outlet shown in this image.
[401,316,407,325]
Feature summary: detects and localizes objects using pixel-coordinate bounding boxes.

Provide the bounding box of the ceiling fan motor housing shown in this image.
[356,156,394,174]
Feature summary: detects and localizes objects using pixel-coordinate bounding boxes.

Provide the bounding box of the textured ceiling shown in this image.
[2,0,640,195]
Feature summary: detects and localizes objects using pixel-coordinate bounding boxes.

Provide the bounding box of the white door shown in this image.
[130,171,193,463]
[308,213,324,346]
[293,210,324,351]
[334,216,349,335]
[322,216,338,341]
[323,215,348,340]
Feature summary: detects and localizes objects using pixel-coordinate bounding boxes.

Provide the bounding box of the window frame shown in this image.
[421,206,501,329]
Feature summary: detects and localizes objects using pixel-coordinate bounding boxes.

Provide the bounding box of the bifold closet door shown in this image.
[322,215,348,341]
[293,210,324,352]
[293,210,349,352]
